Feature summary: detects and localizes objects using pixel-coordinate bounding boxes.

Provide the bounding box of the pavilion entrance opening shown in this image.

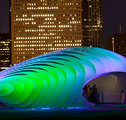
[82,72,126,104]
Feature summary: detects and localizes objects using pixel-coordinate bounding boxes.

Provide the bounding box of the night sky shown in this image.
[0,0,126,47]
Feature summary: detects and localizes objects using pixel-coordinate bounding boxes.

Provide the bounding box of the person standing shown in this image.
[120,90,125,108]
[92,84,98,104]
[83,85,88,100]
[87,85,91,101]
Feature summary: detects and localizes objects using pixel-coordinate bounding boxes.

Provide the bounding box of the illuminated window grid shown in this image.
[0,34,11,71]
[82,0,102,47]
[11,0,82,64]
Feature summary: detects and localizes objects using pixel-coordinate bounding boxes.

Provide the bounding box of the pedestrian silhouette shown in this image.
[120,90,125,108]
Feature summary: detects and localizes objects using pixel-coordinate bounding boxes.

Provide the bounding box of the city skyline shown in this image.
[1,0,126,48]
[1,1,126,118]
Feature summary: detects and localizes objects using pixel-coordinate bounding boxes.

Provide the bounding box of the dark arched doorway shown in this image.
[83,72,126,104]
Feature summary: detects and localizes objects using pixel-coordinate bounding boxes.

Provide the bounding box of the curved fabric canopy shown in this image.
[0,47,126,108]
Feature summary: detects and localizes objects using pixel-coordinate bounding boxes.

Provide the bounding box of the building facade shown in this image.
[106,33,126,56]
[0,33,11,71]
[11,0,82,64]
[82,0,102,47]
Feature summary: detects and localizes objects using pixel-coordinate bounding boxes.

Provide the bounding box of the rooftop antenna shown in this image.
[119,24,122,33]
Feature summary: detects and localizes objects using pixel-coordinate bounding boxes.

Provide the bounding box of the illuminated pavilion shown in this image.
[0,47,126,108]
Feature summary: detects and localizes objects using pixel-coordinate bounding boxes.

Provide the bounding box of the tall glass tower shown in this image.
[82,0,102,47]
[0,33,11,71]
[11,0,82,64]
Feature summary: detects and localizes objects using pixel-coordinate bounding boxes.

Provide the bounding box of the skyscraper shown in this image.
[11,0,82,64]
[0,33,11,71]
[82,0,102,47]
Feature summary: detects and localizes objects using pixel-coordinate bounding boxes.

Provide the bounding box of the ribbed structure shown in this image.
[0,47,126,108]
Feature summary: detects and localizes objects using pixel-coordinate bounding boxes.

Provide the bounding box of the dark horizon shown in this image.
[0,0,126,47]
